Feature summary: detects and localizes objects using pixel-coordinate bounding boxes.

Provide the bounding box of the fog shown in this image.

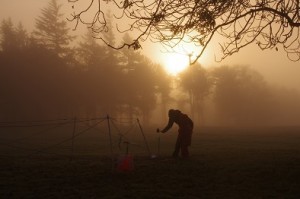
[2,2,300,198]
[1,0,300,127]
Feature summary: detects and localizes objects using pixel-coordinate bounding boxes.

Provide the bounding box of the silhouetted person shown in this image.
[158,109,193,158]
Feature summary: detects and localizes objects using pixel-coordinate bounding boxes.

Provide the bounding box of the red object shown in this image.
[116,155,134,172]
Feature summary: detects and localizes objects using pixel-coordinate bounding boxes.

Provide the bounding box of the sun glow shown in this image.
[163,53,190,76]
[159,39,209,75]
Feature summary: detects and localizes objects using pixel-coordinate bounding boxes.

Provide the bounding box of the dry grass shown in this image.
[1,126,300,198]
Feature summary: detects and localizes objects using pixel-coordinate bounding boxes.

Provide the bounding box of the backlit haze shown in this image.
[2,0,300,128]
[1,0,299,89]
[2,2,300,197]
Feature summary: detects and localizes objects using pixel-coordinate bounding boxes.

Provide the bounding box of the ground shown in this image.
[1,126,300,198]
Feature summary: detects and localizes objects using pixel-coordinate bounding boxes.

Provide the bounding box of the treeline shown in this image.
[0,0,170,123]
[1,0,300,126]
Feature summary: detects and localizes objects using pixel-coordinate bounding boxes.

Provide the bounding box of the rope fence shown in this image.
[0,115,152,161]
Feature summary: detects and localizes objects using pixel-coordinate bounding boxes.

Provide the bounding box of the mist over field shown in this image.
[1,0,300,198]
[1,1,300,128]
[1,41,300,127]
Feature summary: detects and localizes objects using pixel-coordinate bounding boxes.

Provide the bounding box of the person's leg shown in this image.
[181,130,191,158]
[181,144,189,158]
[172,135,181,158]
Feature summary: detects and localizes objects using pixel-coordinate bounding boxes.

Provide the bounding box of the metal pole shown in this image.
[137,118,151,156]
[106,115,114,171]
[70,117,76,161]
[158,134,161,156]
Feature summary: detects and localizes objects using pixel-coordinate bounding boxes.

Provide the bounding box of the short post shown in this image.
[70,117,76,161]
[137,118,151,156]
[158,135,161,156]
[106,115,114,171]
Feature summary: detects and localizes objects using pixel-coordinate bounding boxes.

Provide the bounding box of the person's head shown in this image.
[168,109,181,117]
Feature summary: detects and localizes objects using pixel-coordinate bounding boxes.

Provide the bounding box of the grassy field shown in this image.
[1,126,300,198]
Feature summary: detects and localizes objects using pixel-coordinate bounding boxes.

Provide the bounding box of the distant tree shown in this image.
[153,64,173,121]
[34,0,74,57]
[118,33,158,122]
[269,87,300,125]
[0,19,76,120]
[68,0,300,62]
[15,23,28,51]
[179,63,212,124]
[0,19,18,52]
[77,29,106,69]
[0,20,29,53]
[75,22,124,117]
[212,65,272,126]
[0,40,73,120]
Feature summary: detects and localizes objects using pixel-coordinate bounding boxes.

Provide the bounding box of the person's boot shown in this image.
[181,146,189,159]
[172,151,179,158]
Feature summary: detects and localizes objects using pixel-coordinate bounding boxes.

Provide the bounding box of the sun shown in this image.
[152,38,211,75]
[163,53,190,76]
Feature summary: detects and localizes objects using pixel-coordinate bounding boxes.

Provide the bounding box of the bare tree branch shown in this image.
[67,0,300,62]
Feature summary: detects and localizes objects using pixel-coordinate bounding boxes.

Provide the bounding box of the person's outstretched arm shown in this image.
[160,117,174,133]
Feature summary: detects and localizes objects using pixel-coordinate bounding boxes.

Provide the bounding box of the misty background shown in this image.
[1,0,300,127]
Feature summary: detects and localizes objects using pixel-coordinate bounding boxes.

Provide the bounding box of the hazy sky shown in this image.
[1,0,299,90]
